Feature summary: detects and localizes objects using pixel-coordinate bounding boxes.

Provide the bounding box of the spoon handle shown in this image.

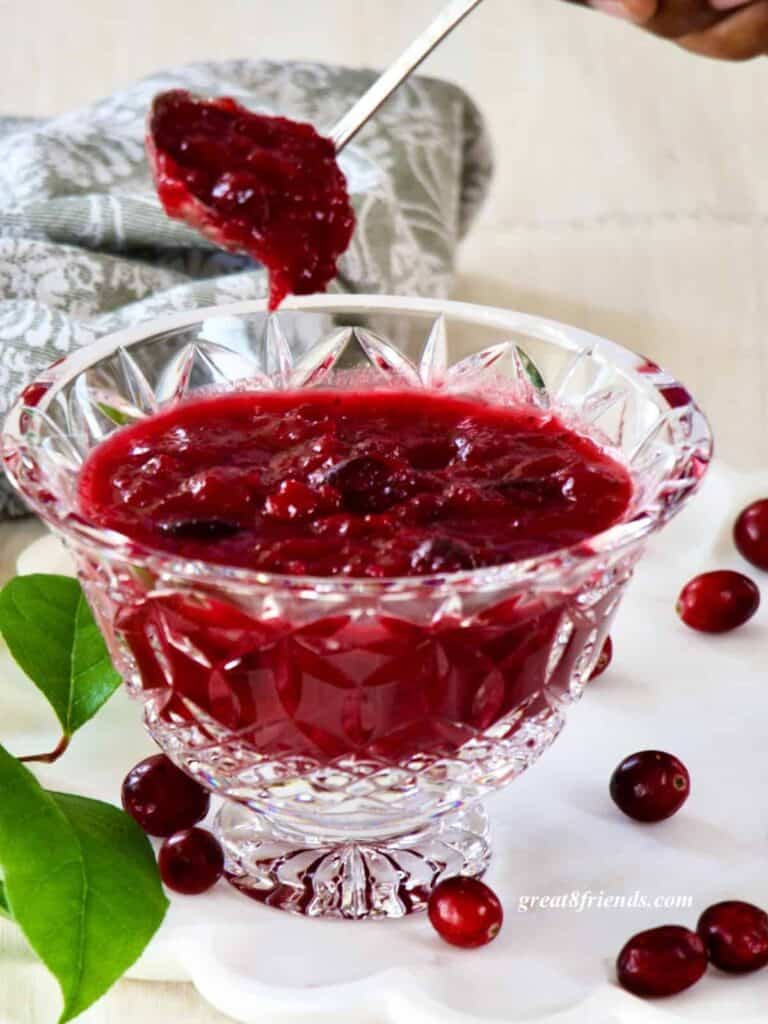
[330,0,486,153]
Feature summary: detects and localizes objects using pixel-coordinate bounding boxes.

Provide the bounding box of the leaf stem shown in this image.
[19,734,71,765]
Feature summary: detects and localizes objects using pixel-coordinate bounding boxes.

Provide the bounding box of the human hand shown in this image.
[567,0,768,60]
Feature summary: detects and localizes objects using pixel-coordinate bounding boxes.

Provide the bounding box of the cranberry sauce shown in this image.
[78,389,632,577]
[80,389,632,763]
[147,90,355,310]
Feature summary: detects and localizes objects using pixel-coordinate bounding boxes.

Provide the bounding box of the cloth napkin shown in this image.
[0,59,493,517]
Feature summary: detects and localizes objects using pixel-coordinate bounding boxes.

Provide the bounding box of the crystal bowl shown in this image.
[2,295,712,920]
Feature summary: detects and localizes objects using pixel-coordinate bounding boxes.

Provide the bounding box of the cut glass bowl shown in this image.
[2,295,712,920]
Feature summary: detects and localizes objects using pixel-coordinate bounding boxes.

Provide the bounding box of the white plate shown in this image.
[3,462,768,1024]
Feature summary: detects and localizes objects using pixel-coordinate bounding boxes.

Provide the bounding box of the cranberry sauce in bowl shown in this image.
[78,388,631,577]
[77,387,632,764]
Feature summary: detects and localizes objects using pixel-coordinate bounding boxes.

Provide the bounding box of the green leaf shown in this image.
[516,345,547,392]
[0,879,10,918]
[96,403,134,427]
[0,575,121,737]
[0,746,168,1022]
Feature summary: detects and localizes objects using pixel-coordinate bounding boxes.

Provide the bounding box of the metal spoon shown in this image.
[330,0,486,152]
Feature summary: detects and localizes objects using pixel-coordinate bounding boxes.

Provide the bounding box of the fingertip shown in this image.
[709,0,753,10]
[679,0,768,60]
[589,0,657,22]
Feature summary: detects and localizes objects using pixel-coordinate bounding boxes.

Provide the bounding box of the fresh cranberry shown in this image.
[159,518,240,540]
[697,901,768,974]
[617,926,708,997]
[589,636,613,680]
[610,751,690,823]
[734,500,768,572]
[158,828,224,895]
[121,754,210,837]
[677,571,760,633]
[428,876,503,948]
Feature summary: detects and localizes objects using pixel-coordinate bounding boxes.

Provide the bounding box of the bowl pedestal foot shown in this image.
[216,801,491,920]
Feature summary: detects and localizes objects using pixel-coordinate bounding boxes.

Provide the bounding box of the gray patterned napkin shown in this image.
[0,60,493,517]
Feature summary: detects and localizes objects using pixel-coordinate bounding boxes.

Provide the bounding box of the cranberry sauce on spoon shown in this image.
[78,388,632,577]
[147,90,355,310]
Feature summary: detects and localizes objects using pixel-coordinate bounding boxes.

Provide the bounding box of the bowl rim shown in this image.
[2,294,714,595]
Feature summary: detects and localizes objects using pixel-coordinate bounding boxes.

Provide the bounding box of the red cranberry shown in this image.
[158,827,224,895]
[121,754,210,837]
[697,901,768,974]
[610,751,690,823]
[617,925,708,997]
[677,570,760,634]
[734,500,768,572]
[428,876,503,948]
[589,636,613,680]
